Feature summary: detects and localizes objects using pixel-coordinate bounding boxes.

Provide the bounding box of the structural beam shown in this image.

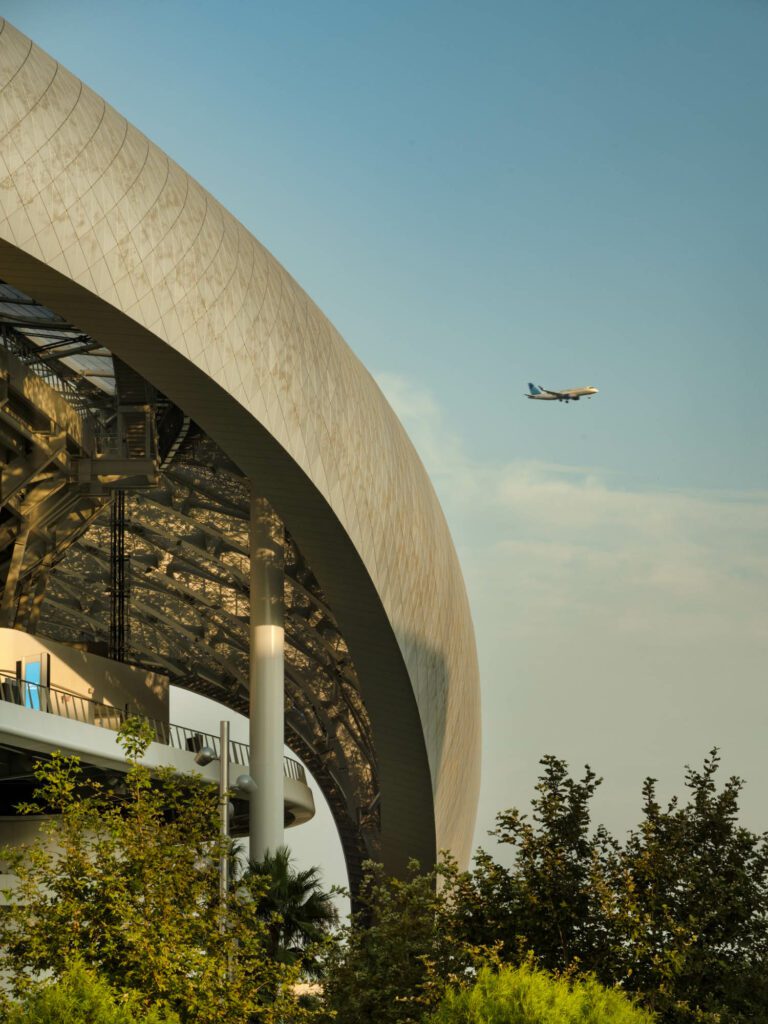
[0,522,30,626]
[0,430,66,507]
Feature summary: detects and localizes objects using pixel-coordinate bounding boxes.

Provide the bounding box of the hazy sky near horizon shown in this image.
[4,1,767,889]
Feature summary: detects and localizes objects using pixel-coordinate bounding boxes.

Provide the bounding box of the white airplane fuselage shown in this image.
[526,383,599,402]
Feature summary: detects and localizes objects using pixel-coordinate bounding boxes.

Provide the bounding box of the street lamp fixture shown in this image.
[235,773,258,794]
[193,745,217,767]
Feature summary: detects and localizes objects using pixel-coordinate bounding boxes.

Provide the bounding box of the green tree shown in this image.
[452,756,614,973]
[0,960,179,1024]
[322,860,481,1024]
[0,719,319,1024]
[601,750,768,1023]
[425,962,654,1024]
[452,750,768,1024]
[241,845,338,976]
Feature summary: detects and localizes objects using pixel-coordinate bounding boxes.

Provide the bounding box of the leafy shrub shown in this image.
[425,964,655,1024]
[1,960,179,1024]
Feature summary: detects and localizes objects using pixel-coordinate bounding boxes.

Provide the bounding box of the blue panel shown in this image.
[24,659,41,710]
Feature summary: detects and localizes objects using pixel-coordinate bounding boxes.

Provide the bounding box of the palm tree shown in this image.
[242,845,338,976]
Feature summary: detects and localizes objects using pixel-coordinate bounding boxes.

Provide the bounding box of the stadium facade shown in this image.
[0,20,480,889]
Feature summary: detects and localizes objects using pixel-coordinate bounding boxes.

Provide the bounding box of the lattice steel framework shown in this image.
[0,286,379,884]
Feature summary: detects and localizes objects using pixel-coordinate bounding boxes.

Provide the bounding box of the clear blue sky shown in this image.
[6,1,768,884]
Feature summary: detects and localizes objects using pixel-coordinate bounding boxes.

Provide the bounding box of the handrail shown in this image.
[0,671,306,785]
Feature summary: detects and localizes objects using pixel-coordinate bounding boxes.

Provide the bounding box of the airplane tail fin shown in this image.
[528,382,542,395]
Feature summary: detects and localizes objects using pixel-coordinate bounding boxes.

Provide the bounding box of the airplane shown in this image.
[525,382,599,403]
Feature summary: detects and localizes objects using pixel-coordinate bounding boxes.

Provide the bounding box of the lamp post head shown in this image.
[193,745,218,767]
[235,773,258,794]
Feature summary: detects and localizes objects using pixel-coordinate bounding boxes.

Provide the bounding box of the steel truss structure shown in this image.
[0,282,378,885]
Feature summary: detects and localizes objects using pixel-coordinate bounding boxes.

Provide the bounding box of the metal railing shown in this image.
[0,671,306,784]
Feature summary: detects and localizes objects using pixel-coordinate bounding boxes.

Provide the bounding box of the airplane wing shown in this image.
[540,387,566,397]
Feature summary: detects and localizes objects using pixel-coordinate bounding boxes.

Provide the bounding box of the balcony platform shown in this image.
[0,678,315,837]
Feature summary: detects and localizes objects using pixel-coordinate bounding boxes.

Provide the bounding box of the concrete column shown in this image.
[248,492,284,862]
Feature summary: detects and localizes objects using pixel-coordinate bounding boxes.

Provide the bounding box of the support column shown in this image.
[249,491,285,863]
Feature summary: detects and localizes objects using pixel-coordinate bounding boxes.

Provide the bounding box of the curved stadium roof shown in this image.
[0,19,480,884]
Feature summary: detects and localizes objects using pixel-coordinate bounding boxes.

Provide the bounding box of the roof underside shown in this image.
[0,283,379,884]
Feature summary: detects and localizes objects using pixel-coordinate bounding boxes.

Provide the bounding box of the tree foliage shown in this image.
[0,960,179,1024]
[3,726,765,1024]
[322,860,482,1024]
[451,749,768,1023]
[241,845,338,976]
[601,752,768,1022]
[452,756,615,973]
[0,719,320,1024]
[322,750,768,1024]
[425,962,654,1024]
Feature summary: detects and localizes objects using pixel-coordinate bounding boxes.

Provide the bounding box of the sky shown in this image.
[4,1,767,893]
